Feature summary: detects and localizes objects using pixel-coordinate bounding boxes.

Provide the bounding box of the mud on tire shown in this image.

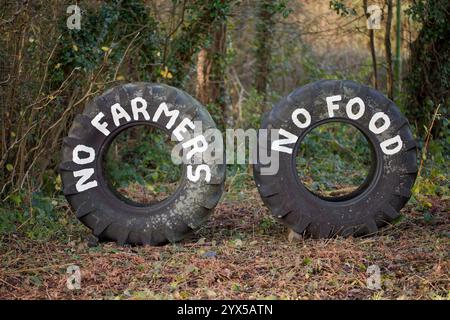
[60,83,225,245]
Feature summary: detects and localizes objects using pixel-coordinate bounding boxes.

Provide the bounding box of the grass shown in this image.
[0,179,448,300]
[0,135,448,300]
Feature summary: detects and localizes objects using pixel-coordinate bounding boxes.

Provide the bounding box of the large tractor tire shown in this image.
[60,83,225,245]
[254,80,418,238]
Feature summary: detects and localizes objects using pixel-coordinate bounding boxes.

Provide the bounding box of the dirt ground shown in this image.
[0,191,448,300]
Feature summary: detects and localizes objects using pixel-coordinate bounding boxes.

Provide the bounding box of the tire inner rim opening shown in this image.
[295,120,376,202]
[102,123,182,206]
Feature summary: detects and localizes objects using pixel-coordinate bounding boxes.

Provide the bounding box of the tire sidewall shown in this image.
[61,83,224,243]
[255,80,417,235]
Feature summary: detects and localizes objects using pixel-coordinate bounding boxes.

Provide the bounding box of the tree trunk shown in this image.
[196,48,212,105]
[385,0,394,99]
[195,21,229,126]
[394,0,402,93]
[363,0,378,89]
[170,2,228,86]
[254,0,276,101]
[405,0,450,138]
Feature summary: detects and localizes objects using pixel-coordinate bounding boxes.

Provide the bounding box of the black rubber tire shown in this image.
[254,80,418,238]
[60,83,225,245]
